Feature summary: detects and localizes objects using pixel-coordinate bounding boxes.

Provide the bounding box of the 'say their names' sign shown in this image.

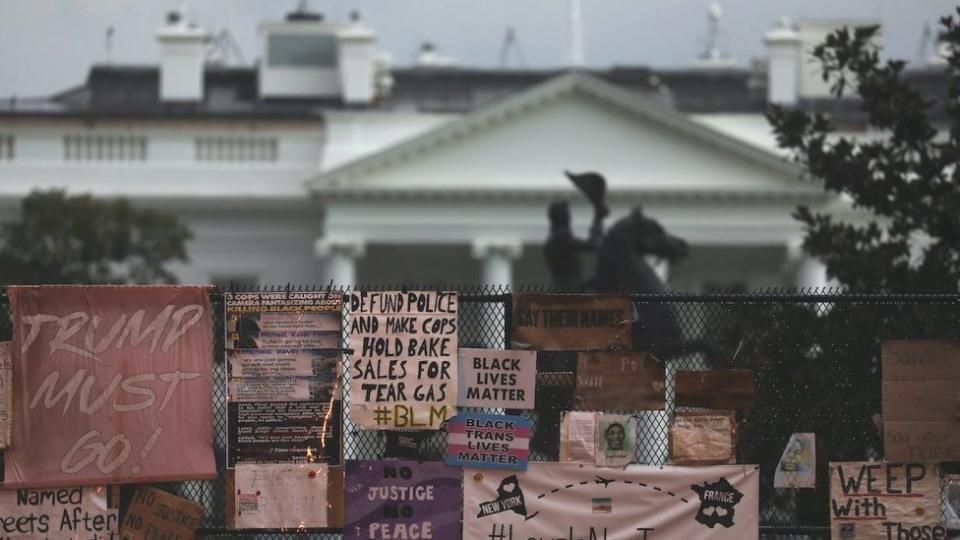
[5,285,216,488]
[458,348,536,409]
[511,295,631,351]
[829,461,943,540]
[348,291,458,430]
[446,412,530,471]
[344,460,461,540]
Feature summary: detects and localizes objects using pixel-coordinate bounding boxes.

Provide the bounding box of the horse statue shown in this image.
[533,172,713,458]
[544,170,709,358]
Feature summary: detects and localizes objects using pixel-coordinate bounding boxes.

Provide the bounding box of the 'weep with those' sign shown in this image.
[511,295,631,351]
[348,291,458,430]
[830,461,943,540]
[458,348,536,409]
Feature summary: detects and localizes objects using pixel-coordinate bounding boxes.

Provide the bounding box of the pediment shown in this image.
[309,73,812,198]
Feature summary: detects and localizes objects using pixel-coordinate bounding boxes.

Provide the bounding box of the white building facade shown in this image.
[0,7,941,291]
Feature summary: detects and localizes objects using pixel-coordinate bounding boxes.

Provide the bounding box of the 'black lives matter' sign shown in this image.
[511,295,631,351]
[348,291,458,430]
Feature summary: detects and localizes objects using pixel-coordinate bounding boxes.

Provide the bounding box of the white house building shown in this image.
[0,6,948,290]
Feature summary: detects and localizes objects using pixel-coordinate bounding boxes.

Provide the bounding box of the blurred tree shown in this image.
[767,10,960,292]
[724,11,960,528]
[0,190,192,284]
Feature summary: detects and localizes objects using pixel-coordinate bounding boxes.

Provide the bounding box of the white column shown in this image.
[314,236,366,287]
[786,239,829,290]
[472,239,522,289]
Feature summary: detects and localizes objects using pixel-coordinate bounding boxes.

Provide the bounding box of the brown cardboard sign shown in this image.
[511,294,631,351]
[885,421,960,462]
[575,351,665,410]
[121,485,203,540]
[668,412,736,465]
[882,341,960,461]
[674,370,755,410]
[830,461,943,539]
[882,340,960,381]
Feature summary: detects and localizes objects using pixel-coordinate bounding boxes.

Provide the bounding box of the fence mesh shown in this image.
[3,286,959,539]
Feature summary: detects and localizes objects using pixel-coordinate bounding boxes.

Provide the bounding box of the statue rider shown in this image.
[544,171,609,291]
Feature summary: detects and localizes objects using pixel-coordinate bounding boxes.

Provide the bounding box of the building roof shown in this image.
[308,72,814,199]
[0,61,950,122]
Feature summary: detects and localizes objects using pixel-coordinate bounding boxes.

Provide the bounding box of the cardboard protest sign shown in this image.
[225,293,342,467]
[227,401,341,466]
[348,291,458,430]
[830,461,943,539]
[559,411,596,463]
[675,370,755,410]
[0,341,11,449]
[344,460,461,540]
[511,294,631,351]
[464,462,759,540]
[458,348,536,409]
[668,412,736,466]
[0,485,117,539]
[774,433,816,488]
[882,340,960,461]
[575,351,664,410]
[6,285,216,488]
[121,485,203,540]
[596,414,636,467]
[233,463,330,529]
[446,413,530,471]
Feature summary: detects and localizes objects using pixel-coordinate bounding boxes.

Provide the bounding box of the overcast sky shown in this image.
[1,0,957,97]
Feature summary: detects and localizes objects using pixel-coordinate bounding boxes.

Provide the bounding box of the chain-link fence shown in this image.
[4,286,959,539]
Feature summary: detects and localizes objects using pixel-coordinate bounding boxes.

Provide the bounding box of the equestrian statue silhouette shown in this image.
[533,171,715,458]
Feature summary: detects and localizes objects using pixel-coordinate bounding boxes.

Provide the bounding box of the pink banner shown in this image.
[5,285,217,488]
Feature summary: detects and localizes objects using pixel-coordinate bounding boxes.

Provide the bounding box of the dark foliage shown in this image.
[767,13,960,292]
[0,190,192,284]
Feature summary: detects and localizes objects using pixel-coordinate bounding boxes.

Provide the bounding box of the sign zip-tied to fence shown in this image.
[4,285,217,488]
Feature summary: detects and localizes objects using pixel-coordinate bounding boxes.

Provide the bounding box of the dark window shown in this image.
[268,34,338,67]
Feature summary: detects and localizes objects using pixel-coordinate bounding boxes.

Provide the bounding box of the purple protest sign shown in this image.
[344,460,462,540]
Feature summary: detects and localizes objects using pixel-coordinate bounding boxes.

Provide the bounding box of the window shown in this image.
[195,136,278,162]
[267,34,338,67]
[63,134,147,161]
[0,134,14,160]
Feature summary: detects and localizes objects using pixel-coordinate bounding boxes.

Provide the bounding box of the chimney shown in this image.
[337,11,376,104]
[156,6,209,102]
[764,17,800,105]
[258,6,340,99]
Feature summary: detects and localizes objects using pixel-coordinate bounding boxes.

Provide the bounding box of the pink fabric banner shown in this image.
[5,285,217,488]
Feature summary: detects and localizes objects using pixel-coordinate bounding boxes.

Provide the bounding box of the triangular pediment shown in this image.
[308,73,812,198]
